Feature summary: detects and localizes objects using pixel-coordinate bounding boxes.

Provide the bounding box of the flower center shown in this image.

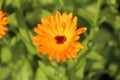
[55,35,66,44]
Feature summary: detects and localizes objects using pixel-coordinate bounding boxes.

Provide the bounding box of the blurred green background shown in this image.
[0,0,120,80]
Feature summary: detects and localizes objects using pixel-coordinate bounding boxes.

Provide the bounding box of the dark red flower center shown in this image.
[55,35,66,44]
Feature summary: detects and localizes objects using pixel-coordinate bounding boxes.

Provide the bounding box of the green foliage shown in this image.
[0,0,120,80]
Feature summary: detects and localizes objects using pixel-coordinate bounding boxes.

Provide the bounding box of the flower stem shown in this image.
[78,0,102,61]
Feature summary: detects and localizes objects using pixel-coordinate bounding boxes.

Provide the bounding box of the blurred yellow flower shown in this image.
[33,11,87,62]
[0,10,8,39]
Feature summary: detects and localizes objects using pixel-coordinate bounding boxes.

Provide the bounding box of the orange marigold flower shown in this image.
[33,11,87,62]
[0,10,8,39]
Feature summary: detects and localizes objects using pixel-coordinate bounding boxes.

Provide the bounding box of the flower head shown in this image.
[33,11,87,62]
[0,10,8,39]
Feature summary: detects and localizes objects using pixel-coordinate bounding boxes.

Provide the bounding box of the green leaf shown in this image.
[35,61,52,80]
[12,60,33,80]
[25,9,50,26]
[77,3,97,26]
[67,58,86,80]
[35,68,48,80]
[87,51,103,61]
[38,0,55,5]
[0,0,3,8]
[113,15,120,30]
[92,28,112,51]
[15,10,31,43]
[38,61,52,76]
[1,46,12,63]
[36,61,67,80]
[108,63,118,76]
[8,13,18,27]
[9,35,20,47]
[75,58,86,79]
[0,66,11,80]
[77,8,93,25]
[15,10,36,55]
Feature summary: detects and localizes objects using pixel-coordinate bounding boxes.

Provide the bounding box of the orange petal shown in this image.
[76,27,87,35]
[48,51,56,61]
